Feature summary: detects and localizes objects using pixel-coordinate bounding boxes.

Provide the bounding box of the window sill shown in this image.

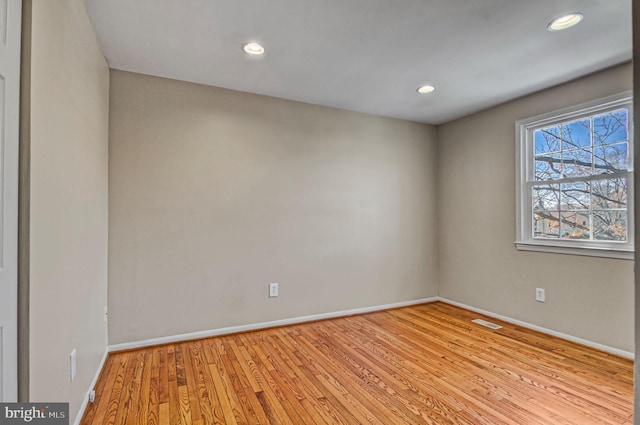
[515,241,633,260]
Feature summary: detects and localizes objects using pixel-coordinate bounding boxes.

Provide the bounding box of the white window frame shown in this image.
[515,91,634,260]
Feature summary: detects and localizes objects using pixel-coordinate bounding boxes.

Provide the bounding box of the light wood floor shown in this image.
[81,302,633,425]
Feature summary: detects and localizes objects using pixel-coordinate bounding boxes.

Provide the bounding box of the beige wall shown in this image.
[108,70,439,344]
[28,0,109,419]
[437,63,634,352]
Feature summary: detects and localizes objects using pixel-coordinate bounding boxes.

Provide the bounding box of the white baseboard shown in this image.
[73,347,109,425]
[438,297,634,359]
[108,297,439,352]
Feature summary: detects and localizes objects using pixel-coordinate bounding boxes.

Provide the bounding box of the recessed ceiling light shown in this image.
[417,85,436,94]
[547,13,583,31]
[243,42,265,55]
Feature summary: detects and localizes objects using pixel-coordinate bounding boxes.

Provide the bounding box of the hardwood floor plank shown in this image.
[177,344,202,424]
[228,339,262,393]
[136,350,153,425]
[177,385,192,425]
[112,351,141,425]
[167,346,182,425]
[237,334,296,425]
[208,338,252,425]
[146,348,160,425]
[79,355,114,425]
[81,302,633,425]
[97,354,129,425]
[158,347,169,405]
[158,404,169,425]
[207,362,240,425]
[191,340,227,425]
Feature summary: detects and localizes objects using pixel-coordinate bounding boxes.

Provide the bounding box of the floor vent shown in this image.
[472,319,502,330]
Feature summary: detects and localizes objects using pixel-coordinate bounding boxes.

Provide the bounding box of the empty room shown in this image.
[3,0,638,424]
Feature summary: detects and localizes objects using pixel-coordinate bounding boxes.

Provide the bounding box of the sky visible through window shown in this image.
[532,108,629,241]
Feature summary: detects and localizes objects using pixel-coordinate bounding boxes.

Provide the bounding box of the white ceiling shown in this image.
[84,0,631,124]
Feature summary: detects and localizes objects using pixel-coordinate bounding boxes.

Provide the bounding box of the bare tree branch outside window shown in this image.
[532,109,629,241]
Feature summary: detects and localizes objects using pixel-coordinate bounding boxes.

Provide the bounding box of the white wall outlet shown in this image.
[269,282,279,298]
[70,349,77,382]
[104,306,108,323]
[535,288,545,303]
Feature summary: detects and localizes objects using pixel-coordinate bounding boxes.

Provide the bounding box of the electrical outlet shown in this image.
[70,349,77,382]
[89,390,96,403]
[269,282,279,298]
[535,288,545,303]
[104,306,108,323]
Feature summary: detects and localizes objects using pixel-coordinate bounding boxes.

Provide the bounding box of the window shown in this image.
[516,92,633,259]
